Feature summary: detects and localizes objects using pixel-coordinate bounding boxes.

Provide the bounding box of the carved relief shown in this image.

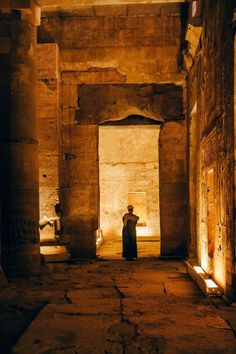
[2,219,39,245]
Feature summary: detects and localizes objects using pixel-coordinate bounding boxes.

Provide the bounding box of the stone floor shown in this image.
[97,237,160,259]
[0,243,236,353]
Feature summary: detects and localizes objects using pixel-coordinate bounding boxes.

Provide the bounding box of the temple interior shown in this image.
[0,0,236,352]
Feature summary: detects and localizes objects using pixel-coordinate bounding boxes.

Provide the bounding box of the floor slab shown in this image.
[0,258,234,354]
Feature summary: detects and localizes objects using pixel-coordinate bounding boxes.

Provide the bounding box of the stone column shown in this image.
[233,16,236,299]
[188,110,200,259]
[159,121,188,256]
[62,124,99,259]
[1,9,41,275]
[0,14,11,283]
[37,43,60,240]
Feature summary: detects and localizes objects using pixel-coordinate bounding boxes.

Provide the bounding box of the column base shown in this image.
[63,217,97,259]
[2,244,44,277]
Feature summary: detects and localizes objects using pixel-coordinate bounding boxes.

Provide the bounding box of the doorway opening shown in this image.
[97,117,161,259]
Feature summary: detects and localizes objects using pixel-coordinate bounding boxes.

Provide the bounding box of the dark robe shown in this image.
[122,214,138,260]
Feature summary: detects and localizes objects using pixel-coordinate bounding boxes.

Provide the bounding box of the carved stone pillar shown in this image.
[1,7,41,275]
[62,124,99,259]
[159,121,188,256]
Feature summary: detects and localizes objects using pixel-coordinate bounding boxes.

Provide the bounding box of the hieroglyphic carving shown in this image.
[2,219,39,245]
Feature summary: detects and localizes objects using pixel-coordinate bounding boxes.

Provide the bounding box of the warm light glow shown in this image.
[193,266,205,275]
[136,227,158,237]
[96,228,103,248]
[40,245,68,255]
[192,1,197,17]
[200,240,208,273]
[213,254,226,289]
[205,279,219,289]
[99,125,160,240]
[128,192,147,226]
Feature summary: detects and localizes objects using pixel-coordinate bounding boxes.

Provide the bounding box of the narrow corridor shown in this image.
[1,259,236,354]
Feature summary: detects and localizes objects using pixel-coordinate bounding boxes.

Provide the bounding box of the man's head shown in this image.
[127,205,134,213]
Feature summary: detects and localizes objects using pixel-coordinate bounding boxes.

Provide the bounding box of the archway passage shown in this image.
[98,116,161,259]
[59,83,187,259]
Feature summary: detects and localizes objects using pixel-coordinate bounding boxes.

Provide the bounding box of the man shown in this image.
[122,205,139,260]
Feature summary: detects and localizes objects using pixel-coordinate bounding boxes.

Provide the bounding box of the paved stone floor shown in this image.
[97,237,160,260]
[0,249,236,353]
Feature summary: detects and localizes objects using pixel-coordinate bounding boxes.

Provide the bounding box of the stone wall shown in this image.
[99,125,160,240]
[186,0,235,298]
[76,84,184,123]
[60,80,186,257]
[61,124,99,258]
[0,16,10,267]
[0,15,10,283]
[159,121,187,256]
[39,7,188,258]
[36,43,60,240]
[38,6,188,85]
[234,11,236,292]
[0,10,41,275]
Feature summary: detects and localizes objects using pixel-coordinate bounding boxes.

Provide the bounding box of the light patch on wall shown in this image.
[128,192,146,226]
[99,125,160,239]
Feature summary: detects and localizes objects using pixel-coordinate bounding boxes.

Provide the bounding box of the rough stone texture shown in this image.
[188,111,200,259]
[60,82,186,257]
[76,84,184,123]
[0,11,40,275]
[41,6,188,259]
[234,15,236,296]
[38,0,188,9]
[0,15,11,283]
[38,8,188,85]
[159,121,187,256]
[97,237,160,259]
[186,0,235,298]
[61,124,99,258]
[99,125,160,240]
[0,258,233,354]
[36,43,60,240]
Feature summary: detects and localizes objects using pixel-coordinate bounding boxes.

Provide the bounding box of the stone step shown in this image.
[40,246,71,263]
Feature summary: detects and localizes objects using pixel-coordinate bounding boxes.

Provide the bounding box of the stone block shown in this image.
[61,84,78,108]
[13,304,122,354]
[9,143,38,190]
[95,5,127,17]
[117,28,138,46]
[62,107,77,126]
[65,159,98,186]
[128,4,163,16]
[63,215,98,258]
[60,46,184,85]
[137,36,154,47]
[39,156,59,186]
[36,43,59,79]
[40,246,70,263]
[63,186,99,217]
[62,69,127,85]
[159,160,186,182]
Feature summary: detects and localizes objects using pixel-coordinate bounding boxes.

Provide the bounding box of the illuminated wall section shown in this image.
[186,2,235,298]
[128,192,147,226]
[37,44,60,241]
[99,125,160,239]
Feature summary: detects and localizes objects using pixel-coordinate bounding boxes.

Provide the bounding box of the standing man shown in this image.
[122,205,139,260]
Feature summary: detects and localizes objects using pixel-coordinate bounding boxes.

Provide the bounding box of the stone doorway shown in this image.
[97,118,161,259]
[59,83,187,259]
